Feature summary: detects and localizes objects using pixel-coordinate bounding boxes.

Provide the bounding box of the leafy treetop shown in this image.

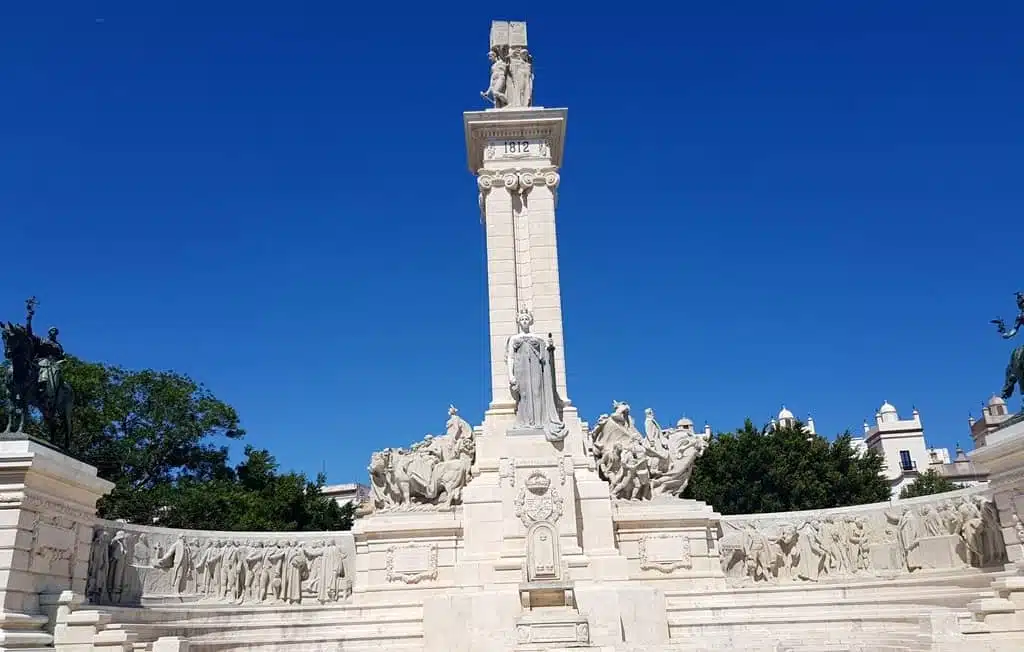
[683,419,891,515]
[898,468,964,500]
[0,357,352,532]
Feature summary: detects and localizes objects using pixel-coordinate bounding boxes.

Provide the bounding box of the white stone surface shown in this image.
[0,438,113,650]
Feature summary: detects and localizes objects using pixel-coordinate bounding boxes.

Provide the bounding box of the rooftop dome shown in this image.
[676,417,694,428]
[878,401,897,415]
[778,406,795,420]
[988,395,1007,407]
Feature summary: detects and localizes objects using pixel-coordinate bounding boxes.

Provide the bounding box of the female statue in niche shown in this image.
[506,307,567,442]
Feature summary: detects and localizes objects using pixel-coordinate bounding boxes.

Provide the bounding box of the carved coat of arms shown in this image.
[514,471,562,526]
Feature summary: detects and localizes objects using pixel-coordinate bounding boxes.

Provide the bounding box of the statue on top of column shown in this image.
[481,21,533,109]
[1,296,75,449]
[991,291,1024,401]
[506,307,567,442]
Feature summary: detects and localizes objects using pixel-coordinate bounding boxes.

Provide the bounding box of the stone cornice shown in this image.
[464,107,567,172]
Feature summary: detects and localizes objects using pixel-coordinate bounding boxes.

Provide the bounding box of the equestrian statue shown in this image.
[1,297,74,449]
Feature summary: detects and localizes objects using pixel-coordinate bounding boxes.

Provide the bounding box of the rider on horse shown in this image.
[26,308,65,400]
[992,292,1024,400]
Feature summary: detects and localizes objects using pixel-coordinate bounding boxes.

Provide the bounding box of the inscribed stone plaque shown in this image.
[30,521,76,576]
[508,21,527,47]
[532,622,577,644]
[526,522,560,581]
[639,534,692,573]
[386,543,437,584]
[484,138,549,162]
[490,21,509,49]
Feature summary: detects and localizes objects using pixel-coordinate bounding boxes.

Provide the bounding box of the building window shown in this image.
[899,450,915,472]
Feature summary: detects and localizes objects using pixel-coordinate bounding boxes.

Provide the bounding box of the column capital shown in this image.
[476,166,559,192]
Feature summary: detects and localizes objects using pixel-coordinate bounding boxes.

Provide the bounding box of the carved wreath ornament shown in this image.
[514,471,563,526]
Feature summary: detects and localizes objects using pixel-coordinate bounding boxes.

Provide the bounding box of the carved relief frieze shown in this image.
[86,524,353,607]
[513,471,563,526]
[638,534,692,574]
[719,488,1007,586]
[385,543,439,585]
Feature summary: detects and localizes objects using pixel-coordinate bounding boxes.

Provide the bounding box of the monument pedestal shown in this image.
[351,508,461,592]
[612,498,727,590]
[972,418,1024,563]
[0,437,113,650]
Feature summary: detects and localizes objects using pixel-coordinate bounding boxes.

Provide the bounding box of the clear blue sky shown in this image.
[2,2,1021,484]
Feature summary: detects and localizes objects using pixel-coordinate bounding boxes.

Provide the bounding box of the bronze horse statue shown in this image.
[1,321,73,449]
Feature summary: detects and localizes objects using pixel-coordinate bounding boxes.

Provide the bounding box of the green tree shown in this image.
[898,468,963,499]
[683,419,891,515]
[48,357,351,531]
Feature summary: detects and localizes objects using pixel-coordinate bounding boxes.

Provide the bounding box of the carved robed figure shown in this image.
[506,308,567,442]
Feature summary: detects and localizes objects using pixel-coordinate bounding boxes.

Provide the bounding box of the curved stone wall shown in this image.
[83,486,1009,611]
[719,485,1005,585]
[85,519,355,608]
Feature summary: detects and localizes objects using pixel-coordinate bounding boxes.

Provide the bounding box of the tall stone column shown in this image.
[465,108,569,417]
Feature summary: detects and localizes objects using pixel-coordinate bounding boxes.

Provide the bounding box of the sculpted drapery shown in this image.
[506,308,567,442]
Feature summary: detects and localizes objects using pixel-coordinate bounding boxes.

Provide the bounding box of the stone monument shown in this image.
[352,20,723,650]
[9,19,1020,652]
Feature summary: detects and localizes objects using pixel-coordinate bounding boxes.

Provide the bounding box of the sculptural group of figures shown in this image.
[87,527,349,607]
[368,406,477,510]
[480,43,533,109]
[589,402,709,500]
[720,494,1005,585]
[1,297,74,448]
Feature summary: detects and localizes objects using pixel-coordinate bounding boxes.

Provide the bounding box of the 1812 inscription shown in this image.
[503,140,531,154]
[485,138,549,161]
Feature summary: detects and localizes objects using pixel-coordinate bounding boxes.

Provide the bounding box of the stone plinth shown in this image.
[0,438,113,650]
[612,498,726,591]
[971,419,1024,563]
[351,509,461,592]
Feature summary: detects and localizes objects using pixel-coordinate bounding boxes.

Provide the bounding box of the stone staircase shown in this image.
[663,569,998,651]
[957,560,1024,648]
[57,593,425,652]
